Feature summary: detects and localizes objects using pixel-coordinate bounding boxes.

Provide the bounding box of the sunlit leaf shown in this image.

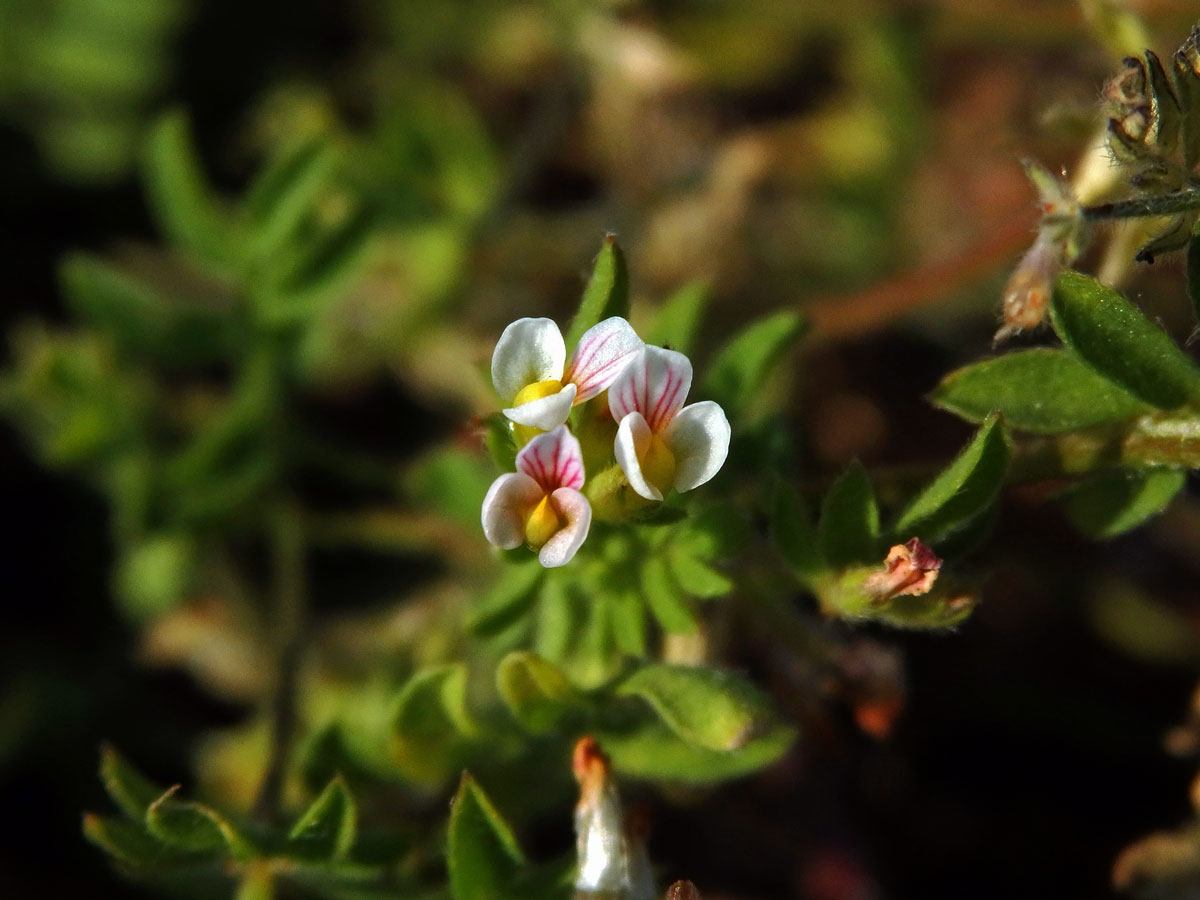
[646,281,708,354]
[244,139,336,258]
[565,235,631,348]
[143,111,236,267]
[667,545,733,599]
[1050,271,1200,409]
[618,663,775,752]
[599,719,795,784]
[640,556,698,634]
[145,787,253,859]
[700,311,805,419]
[893,414,1010,543]
[1062,469,1187,539]
[609,590,647,657]
[447,773,525,900]
[496,651,584,734]
[468,561,543,638]
[389,665,476,784]
[287,776,357,862]
[931,348,1149,433]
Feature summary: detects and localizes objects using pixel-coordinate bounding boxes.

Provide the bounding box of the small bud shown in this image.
[864,538,942,602]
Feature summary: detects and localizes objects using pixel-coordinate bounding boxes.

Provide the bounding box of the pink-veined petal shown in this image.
[491,317,566,401]
[538,488,592,567]
[664,401,730,492]
[516,424,586,492]
[613,411,661,501]
[563,317,644,404]
[481,472,543,549]
[607,345,692,434]
[503,383,577,430]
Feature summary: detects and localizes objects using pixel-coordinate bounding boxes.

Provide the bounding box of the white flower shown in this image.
[480,425,592,567]
[491,317,643,432]
[609,345,731,501]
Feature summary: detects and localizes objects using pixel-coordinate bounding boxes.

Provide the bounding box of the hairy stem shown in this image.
[1011,413,1200,481]
[1081,187,1200,221]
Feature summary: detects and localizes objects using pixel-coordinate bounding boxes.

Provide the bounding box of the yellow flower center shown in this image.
[512,379,564,406]
[641,434,677,495]
[511,379,565,446]
[524,494,563,549]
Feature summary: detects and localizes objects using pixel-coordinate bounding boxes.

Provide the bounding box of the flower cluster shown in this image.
[481,315,731,567]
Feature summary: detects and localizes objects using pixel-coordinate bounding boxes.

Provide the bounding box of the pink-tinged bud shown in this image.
[863,538,942,601]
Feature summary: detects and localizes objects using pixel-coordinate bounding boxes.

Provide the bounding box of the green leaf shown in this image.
[468,561,543,637]
[114,534,196,621]
[145,787,252,859]
[893,415,1010,543]
[618,663,775,752]
[565,235,631,348]
[609,590,647,657]
[1062,469,1186,539]
[82,814,197,869]
[931,348,1150,434]
[496,651,584,734]
[143,111,235,267]
[1050,271,1200,409]
[244,139,336,257]
[447,773,526,900]
[99,745,165,821]
[700,311,805,419]
[288,776,357,861]
[772,484,823,578]
[667,544,733,599]
[818,461,879,568]
[275,204,376,314]
[645,281,708,354]
[59,255,232,365]
[599,720,795,784]
[640,556,698,633]
[389,665,476,784]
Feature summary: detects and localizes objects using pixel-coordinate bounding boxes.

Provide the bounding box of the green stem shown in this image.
[1010,413,1200,481]
[1081,187,1200,221]
[252,499,307,824]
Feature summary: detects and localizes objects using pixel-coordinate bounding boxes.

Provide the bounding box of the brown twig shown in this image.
[803,213,1036,341]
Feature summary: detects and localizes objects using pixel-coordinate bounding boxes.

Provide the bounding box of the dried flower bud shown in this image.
[995,233,1059,341]
[863,538,942,602]
[995,162,1086,342]
[573,737,655,900]
[665,881,702,900]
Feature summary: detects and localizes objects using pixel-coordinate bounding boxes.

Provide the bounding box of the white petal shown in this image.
[608,345,692,434]
[481,473,543,549]
[538,488,592,567]
[516,424,586,492]
[614,411,661,501]
[503,382,577,430]
[664,401,730,492]
[563,317,644,404]
[491,317,566,401]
